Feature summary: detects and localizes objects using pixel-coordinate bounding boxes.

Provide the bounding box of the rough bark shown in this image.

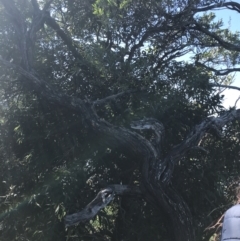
[1,1,240,241]
[65,185,142,226]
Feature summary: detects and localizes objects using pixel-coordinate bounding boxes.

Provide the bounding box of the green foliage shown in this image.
[0,0,240,240]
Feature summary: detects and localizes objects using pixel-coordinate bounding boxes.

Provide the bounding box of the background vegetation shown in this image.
[0,0,240,240]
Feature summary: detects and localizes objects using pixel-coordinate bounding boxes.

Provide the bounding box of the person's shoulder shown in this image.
[225,204,240,218]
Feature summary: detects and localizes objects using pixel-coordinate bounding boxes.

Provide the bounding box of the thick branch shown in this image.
[0,0,30,69]
[1,0,54,71]
[44,15,83,61]
[31,0,54,12]
[127,29,153,62]
[130,118,164,148]
[0,57,44,86]
[43,11,102,77]
[65,187,114,227]
[29,0,52,44]
[160,109,240,183]
[64,185,142,227]
[42,0,54,11]
[0,55,230,241]
[2,2,240,240]
[30,0,73,53]
[0,57,91,117]
[108,184,142,196]
[192,21,240,52]
[0,0,24,36]
[192,2,240,13]
[1,0,98,78]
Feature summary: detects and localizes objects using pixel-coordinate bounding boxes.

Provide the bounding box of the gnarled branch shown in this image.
[65,188,114,227]
[64,185,142,227]
[131,118,165,148]
[160,109,240,183]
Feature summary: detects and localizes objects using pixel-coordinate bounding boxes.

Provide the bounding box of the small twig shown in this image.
[210,83,240,92]
[190,146,208,153]
[235,95,240,107]
[204,214,224,232]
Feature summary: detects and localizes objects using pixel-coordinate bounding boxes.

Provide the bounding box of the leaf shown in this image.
[35,202,41,208]
[55,205,60,214]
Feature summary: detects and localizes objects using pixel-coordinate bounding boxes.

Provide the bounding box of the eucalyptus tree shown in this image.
[0,0,240,241]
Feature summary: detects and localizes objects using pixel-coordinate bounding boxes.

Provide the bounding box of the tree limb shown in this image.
[64,185,142,227]
[1,56,239,240]
[192,2,240,13]
[160,109,240,183]
[0,0,30,69]
[44,15,84,61]
[2,1,240,240]
[130,118,164,148]
[192,21,240,52]
[29,0,51,44]
[32,0,87,64]
[195,61,240,76]
[0,56,90,116]
[210,83,240,92]
[92,89,140,107]
[65,187,114,227]
[195,61,240,91]
[204,213,224,232]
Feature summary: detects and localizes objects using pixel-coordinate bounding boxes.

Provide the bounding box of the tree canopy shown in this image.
[0,0,240,241]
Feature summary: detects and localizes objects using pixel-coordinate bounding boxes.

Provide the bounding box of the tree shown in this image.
[0,0,240,240]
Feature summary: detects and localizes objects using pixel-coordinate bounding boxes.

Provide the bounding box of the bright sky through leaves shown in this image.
[215,8,240,108]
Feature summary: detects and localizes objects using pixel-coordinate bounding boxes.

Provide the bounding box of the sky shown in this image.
[213,7,240,108]
[176,6,240,108]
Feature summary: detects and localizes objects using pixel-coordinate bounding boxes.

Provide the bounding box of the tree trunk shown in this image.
[2,1,240,240]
